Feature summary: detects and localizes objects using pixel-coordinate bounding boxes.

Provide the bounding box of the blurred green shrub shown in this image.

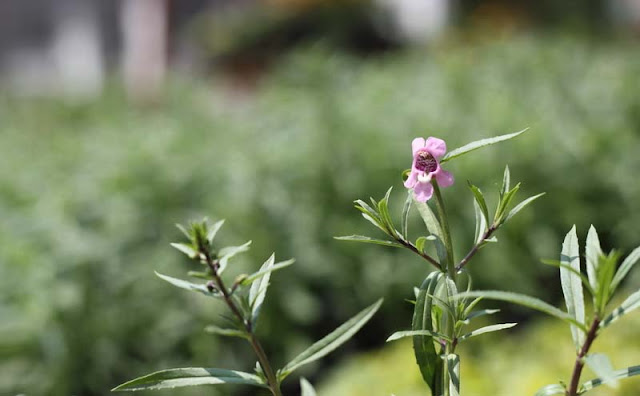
[1,35,639,395]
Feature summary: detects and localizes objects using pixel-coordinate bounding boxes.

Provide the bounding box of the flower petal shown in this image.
[404,171,418,188]
[435,169,454,188]
[424,137,447,158]
[411,137,426,155]
[414,182,434,202]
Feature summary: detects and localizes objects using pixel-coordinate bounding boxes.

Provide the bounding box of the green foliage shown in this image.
[112,368,266,391]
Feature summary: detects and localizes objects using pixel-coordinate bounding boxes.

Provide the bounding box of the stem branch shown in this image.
[205,252,282,396]
[455,225,497,272]
[432,183,455,280]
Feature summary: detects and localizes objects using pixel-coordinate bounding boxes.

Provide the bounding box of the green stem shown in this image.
[432,182,455,280]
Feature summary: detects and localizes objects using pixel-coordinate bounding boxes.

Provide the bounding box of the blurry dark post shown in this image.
[121,0,168,102]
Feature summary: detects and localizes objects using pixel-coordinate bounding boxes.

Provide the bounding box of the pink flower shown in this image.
[404,137,454,202]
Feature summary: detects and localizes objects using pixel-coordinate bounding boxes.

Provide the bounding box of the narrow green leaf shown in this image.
[495,183,520,224]
[414,200,447,267]
[585,225,602,296]
[155,272,218,298]
[412,271,444,391]
[170,243,200,259]
[206,219,225,244]
[459,323,517,341]
[279,299,383,379]
[468,182,489,225]
[355,199,381,223]
[585,353,619,389]
[473,199,487,245]
[456,291,587,331]
[462,308,500,324]
[386,330,451,343]
[560,225,586,349]
[111,368,265,391]
[248,254,275,326]
[377,187,398,236]
[334,235,403,248]
[599,289,640,329]
[535,384,566,396]
[504,193,545,223]
[579,365,640,393]
[440,128,528,163]
[447,354,460,396]
[204,325,249,339]
[241,259,294,286]
[300,378,317,396]
[611,246,640,292]
[401,190,412,239]
[501,166,510,197]
[218,241,252,273]
[361,213,388,234]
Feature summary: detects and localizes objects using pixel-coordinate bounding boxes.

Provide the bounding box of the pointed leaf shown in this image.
[611,246,640,292]
[112,368,266,391]
[585,225,602,295]
[501,166,511,197]
[249,254,275,325]
[599,289,640,329]
[218,241,252,273]
[206,220,225,244]
[535,384,566,396]
[461,308,500,324]
[468,182,489,225]
[155,272,218,298]
[440,128,528,163]
[171,243,200,259]
[334,235,403,248]
[241,259,295,286]
[459,323,517,341]
[456,291,587,331]
[579,365,640,393]
[386,330,452,343]
[300,378,317,396]
[401,190,412,239]
[560,225,586,349]
[377,187,398,236]
[473,199,488,245]
[279,299,383,379]
[504,193,545,223]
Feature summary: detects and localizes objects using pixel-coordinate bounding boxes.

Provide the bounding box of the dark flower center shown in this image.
[415,151,438,173]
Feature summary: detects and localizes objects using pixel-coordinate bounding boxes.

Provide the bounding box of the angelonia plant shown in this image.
[337,130,640,396]
[112,219,382,395]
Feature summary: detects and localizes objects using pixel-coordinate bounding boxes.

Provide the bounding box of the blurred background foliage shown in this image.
[2,1,640,395]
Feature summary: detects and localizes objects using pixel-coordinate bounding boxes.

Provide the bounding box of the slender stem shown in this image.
[397,238,441,270]
[432,183,455,280]
[567,318,601,396]
[455,225,497,272]
[204,252,282,396]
